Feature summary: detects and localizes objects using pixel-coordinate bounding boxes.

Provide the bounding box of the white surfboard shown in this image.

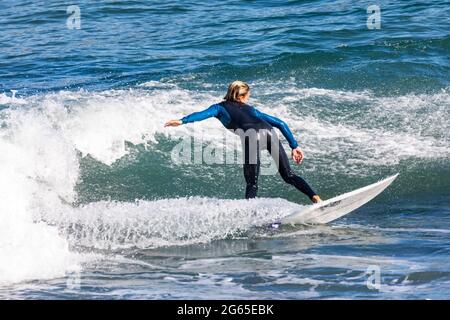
[280,174,399,225]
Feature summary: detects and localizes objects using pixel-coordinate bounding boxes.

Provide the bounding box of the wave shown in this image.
[0,81,448,285]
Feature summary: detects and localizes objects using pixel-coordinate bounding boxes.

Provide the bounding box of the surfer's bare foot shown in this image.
[312,195,322,203]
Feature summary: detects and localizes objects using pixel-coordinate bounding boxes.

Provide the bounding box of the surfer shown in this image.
[165,80,322,203]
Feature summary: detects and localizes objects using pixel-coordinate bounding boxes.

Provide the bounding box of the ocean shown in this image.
[0,0,449,299]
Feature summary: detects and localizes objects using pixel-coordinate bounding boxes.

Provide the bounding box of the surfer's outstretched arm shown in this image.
[253,109,299,149]
[253,109,306,164]
[165,104,230,127]
[180,104,220,124]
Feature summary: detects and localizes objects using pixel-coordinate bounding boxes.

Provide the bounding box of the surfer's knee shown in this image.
[245,184,258,199]
[280,169,296,184]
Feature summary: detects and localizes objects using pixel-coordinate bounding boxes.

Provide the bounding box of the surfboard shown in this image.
[280,173,399,225]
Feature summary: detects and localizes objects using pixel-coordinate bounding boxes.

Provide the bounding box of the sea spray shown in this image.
[48,197,301,250]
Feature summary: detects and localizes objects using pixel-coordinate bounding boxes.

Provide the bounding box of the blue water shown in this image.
[0,0,449,299]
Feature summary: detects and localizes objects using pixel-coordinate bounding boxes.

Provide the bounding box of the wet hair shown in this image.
[224,80,250,102]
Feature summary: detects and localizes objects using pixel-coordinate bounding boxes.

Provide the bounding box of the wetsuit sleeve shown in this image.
[254,109,299,149]
[180,104,220,124]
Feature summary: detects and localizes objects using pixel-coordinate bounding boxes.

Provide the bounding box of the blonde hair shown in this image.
[224,80,250,102]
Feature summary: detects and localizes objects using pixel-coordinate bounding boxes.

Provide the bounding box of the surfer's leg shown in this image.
[242,135,260,199]
[243,163,259,198]
[277,144,317,200]
[266,132,317,201]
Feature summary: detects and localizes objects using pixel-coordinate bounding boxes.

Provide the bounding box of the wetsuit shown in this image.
[181,101,317,200]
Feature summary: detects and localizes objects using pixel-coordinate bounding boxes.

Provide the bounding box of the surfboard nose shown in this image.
[280,173,400,225]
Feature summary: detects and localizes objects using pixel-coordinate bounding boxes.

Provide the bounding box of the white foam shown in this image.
[48,197,299,250]
[0,140,78,285]
[0,92,27,105]
[5,83,448,169]
[251,83,450,172]
[0,99,81,286]
[283,87,373,102]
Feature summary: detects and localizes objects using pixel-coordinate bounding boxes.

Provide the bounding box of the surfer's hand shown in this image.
[292,147,304,164]
[164,119,183,127]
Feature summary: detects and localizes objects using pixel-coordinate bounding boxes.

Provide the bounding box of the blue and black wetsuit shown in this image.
[181,101,317,201]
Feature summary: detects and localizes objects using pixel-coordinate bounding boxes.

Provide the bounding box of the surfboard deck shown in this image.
[280,174,399,225]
